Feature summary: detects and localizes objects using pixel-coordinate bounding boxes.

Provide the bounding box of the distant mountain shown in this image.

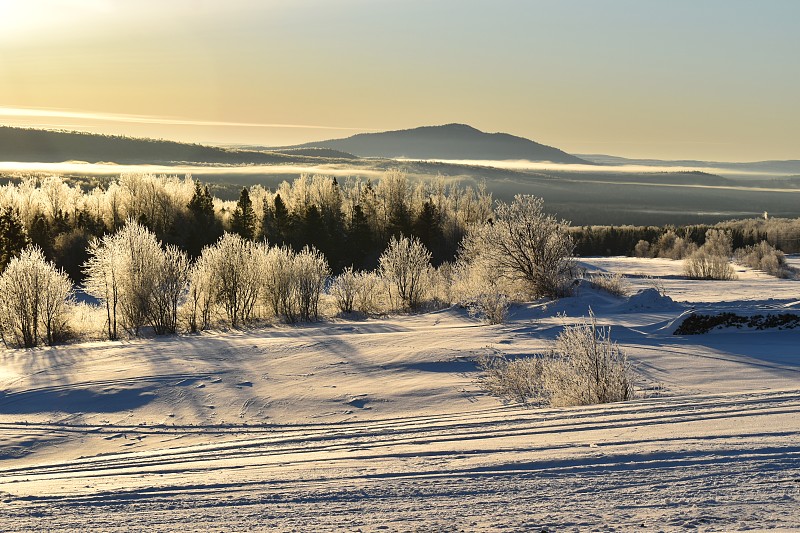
[276,124,591,164]
[0,126,341,166]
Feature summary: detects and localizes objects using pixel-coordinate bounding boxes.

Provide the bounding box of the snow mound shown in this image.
[625,288,683,311]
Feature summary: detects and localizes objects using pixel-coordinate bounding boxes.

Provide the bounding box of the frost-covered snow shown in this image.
[0,257,798,531]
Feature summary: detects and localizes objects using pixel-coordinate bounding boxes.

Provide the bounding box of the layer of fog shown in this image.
[395,158,796,177]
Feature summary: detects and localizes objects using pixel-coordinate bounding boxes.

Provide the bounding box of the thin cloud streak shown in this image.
[0,106,374,131]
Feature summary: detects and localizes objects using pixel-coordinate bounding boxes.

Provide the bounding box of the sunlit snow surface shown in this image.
[0,257,797,531]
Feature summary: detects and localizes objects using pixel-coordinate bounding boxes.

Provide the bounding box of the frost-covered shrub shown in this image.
[656,230,697,260]
[543,312,634,407]
[262,245,296,321]
[588,272,630,297]
[197,233,264,327]
[682,229,736,280]
[379,235,432,311]
[330,267,360,314]
[468,292,510,325]
[734,241,794,278]
[331,267,387,316]
[0,245,73,348]
[148,245,190,334]
[702,229,733,259]
[85,221,191,337]
[634,239,652,258]
[450,255,521,324]
[683,250,736,280]
[353,271,384,315]
[294,246,329,321]
[186,254,216,332]
[478,311,634,407]
[460,195,575,299]
[477,351,544,404]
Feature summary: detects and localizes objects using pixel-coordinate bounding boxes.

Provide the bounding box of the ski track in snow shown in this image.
[0,257,798,531]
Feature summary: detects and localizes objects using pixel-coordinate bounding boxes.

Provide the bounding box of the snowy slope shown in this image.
[0,257,798,531]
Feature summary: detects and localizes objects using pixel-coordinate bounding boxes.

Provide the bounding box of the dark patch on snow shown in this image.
[675,312,800,335]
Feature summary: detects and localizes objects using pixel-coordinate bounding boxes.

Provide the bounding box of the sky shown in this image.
[0,0,798,161]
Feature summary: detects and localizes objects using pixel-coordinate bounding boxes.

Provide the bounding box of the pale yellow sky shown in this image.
[1,0,798,161]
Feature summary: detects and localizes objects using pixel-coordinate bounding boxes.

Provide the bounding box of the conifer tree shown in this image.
[0,208,30,272]
[231,187,256,240]
[186,182,221,257]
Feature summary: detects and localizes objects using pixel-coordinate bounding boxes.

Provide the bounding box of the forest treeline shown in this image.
[0,171,492,280]
[572,217,800,257]
[1,172,799,284]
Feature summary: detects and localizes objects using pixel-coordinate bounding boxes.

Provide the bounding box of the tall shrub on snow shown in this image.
[294,246,329,321]
[460,195,575,300]
[198,233,264,328]
[84,221,189,338]
[0,245,73,348]
[379,235,432,311]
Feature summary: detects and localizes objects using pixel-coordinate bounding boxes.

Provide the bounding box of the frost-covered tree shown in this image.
[148,245,190,334]
[262,245,297,321]
[0,208,30,271]
[684,229,736,280]
[0,246,72,348]
[84,221,189,337]
[461,195,575,299]
[187,252,216,332]
[294,246,329,321]
[379,235,431,310]
[84,233,122,340]
[330,267,359,314]
[200,233,264,327]
[702,229,733,259]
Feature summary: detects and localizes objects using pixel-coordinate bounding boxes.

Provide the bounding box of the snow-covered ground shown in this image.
[0,257,798,531]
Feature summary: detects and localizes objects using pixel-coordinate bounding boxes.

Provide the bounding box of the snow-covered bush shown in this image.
[449,257,518,324]
[588,272,630,297]
[262,245,296,321]
[379,235,432,311]
[468,292,510,325]
[702,229,733,259]
[0,245,73,347]
[477,351,544,404]
[186,253,216,332]
[683,229,736,281]
[294,246,329,321]
[684,250,736,280]
[634,239,652,258]
[460,195,575,299]
[353,270,384,315]
[194,233,264,328]
[478,311,634,407]
[330,267,360,314]
[84,221,163,337]
[734,241,794,278]
[656,230,696,260]
[543,311,634,406]
[84,221,190,337]
[148,245,190,334]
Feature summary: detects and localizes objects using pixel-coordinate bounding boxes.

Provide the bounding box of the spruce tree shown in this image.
[412,199,443,263]
[0,208,30,272]
[186,183,222,257]
[231,187,256,241]
[269,193,291,247]
[346,204,375,269]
